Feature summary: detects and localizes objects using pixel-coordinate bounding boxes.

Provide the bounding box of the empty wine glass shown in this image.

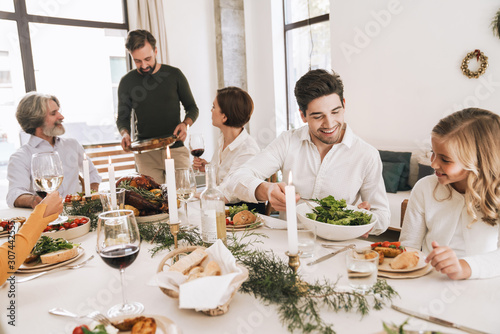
[189,133,205,175]
[175,168,197,226]
[96,210,144,317]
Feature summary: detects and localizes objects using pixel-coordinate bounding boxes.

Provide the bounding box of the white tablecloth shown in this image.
[1,204,498,334]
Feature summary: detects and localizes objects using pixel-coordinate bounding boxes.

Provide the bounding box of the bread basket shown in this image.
[156,245,249,316]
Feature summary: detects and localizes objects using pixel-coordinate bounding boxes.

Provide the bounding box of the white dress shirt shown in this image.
[400,175,500,279]
[227,124,390,235]
[7,135,101,207]
[211,129,260,203]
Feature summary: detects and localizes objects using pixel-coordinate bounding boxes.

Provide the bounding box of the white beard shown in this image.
[43,124,65,137]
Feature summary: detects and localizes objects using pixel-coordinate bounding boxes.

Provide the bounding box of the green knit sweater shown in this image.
[116,65,199,148]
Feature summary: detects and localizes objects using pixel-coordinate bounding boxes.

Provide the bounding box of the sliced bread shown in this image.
[168,248,208,274]
[40,247,79,264]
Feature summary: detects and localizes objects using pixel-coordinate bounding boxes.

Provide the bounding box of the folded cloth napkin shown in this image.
[150,240,246,311]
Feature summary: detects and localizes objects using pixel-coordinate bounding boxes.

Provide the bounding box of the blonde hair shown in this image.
[432,108,500,226]
[16,92,60,135]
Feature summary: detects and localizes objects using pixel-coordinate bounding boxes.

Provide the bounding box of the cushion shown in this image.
[417,163,434,181]
[379,151,412,191]
[382,161,405,193]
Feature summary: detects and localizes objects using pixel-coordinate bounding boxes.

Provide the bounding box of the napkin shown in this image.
[151,240,247,311]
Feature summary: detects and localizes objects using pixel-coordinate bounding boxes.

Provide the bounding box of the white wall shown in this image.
[331,0,500,152]
[244,0,287,149]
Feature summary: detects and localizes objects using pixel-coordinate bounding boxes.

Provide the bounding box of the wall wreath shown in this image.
[461,50,488,79]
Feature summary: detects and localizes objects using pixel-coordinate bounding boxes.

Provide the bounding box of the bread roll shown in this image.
[233,210,256,226]
[204,260,221,276]
[390,251,419,269]
[40,247,79,264]
[169,248,208,274]
[131,317,156,334]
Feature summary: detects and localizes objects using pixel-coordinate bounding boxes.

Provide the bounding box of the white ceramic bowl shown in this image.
[296,203,377,241]
[42,216,91,240]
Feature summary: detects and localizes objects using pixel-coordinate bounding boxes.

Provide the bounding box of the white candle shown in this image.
[165,146,179,224]
[285,171,298,255]
[108,157,117,210]
[83,153,91,197]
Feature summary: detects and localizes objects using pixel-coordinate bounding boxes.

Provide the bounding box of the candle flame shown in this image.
[166,146,171,159]
[288,171,293,185]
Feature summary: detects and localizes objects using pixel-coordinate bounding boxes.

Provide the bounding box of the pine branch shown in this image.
[492,8,500,38]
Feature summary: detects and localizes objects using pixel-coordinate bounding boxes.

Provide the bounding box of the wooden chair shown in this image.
[264,173,279,216]
[83,142,137,185]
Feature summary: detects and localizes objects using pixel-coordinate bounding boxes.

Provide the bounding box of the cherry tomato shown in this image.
[381,241,391,247]
[73,218,81,225]
[69,222,78,229]
[226,218,231,225]
[58,226,66,231]
[80,217,89,224]
[370,242,381,248]
[72,325,89,334]
[0,221,8,228]
[43,226,52,232]
[63,222,71,229]
[390,241,401,247]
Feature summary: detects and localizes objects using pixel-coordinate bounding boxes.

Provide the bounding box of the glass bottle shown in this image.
[200,164,227,246]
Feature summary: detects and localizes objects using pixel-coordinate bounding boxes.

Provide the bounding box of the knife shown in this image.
[391,305,488,334]
[307,244,355,266]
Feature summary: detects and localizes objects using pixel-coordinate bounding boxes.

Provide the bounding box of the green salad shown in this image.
[305,195,372,226]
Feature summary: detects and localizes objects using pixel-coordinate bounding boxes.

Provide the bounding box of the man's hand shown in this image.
[357,201,371,210]
[40,191,63,218]
[192,157,207,173]
[13,194,42,209]
[174,122,188,142]
[121,131,132,152]
[256,182,300,212]
[426,241,471,280]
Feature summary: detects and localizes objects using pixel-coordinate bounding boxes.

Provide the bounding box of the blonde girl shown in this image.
[400,108,500,279]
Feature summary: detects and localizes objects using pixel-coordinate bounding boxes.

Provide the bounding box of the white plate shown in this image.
[227,216,264,231]
[377,248,427,273]
[136,212,169,223]
[109,314,181,334]
[17,247,84,273]
[262,215,288,230]
[42,216,90,240]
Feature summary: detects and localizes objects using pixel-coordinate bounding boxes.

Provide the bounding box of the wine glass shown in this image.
[189,133,205,175]
[96,210,144,317]
[175,168,197,226]
[32,152,65,223]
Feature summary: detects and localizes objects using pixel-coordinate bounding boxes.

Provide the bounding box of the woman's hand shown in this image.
[426,241,471,280]
[40,191,63,218]
[192,157,208,173]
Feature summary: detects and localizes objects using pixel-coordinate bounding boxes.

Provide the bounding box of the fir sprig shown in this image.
[138,222,204,256]
[63,199,102,231]
[492,8,500,38]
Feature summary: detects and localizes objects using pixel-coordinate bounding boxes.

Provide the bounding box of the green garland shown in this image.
[63,199,102,231]
[145,227,399,333]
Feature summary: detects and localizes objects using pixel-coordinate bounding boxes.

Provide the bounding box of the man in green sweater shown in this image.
[117,29,199,184]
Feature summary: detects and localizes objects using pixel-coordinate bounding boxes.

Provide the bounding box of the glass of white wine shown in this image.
[175,167,197,226]
[31,151,65,224]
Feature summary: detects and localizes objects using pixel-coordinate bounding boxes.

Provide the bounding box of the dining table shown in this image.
[1,201,499,334]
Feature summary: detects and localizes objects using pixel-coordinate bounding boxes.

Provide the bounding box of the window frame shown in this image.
[0,0,129,93]
[282,1,329,129]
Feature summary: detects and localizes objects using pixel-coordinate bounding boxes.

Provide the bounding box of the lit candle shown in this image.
[285,171,298,255]
[108,157,117,210]
[165,146,178,224]
[83,153,91,197]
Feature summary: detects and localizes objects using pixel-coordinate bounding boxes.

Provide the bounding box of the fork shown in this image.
[17,255,94,283]
[49,308,115,328]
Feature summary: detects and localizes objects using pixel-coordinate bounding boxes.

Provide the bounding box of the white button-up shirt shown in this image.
[7,135,101,207]
[227,124,390,235]
[211,129,260,203]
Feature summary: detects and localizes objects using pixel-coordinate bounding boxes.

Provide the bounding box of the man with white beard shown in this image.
[6,92,101,208]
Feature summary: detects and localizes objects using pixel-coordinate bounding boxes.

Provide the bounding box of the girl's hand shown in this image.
[426,241,471,280]
[40,191,63,218]
[192,157,208,173]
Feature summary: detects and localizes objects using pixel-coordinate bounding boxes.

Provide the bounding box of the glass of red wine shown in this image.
[189,133,205,175]
[96,210,144,317]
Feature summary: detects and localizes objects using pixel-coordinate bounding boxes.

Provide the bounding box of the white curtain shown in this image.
[127,0,169,64]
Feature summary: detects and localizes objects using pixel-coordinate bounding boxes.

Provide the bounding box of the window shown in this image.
[0,0,128,147]
[283,0,330,129]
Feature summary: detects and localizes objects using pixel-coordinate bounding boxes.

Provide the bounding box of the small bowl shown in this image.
[42,216,91,240]
[296,203,377,241]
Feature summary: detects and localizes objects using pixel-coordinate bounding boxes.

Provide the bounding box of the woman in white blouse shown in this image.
[193,87,262,210]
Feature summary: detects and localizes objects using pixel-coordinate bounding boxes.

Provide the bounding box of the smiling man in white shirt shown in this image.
[7,92,101,208]
[227,69,390,235]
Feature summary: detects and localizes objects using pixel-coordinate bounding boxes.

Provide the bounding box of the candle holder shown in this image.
[169,222,180,262]
[285,251,309,294]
